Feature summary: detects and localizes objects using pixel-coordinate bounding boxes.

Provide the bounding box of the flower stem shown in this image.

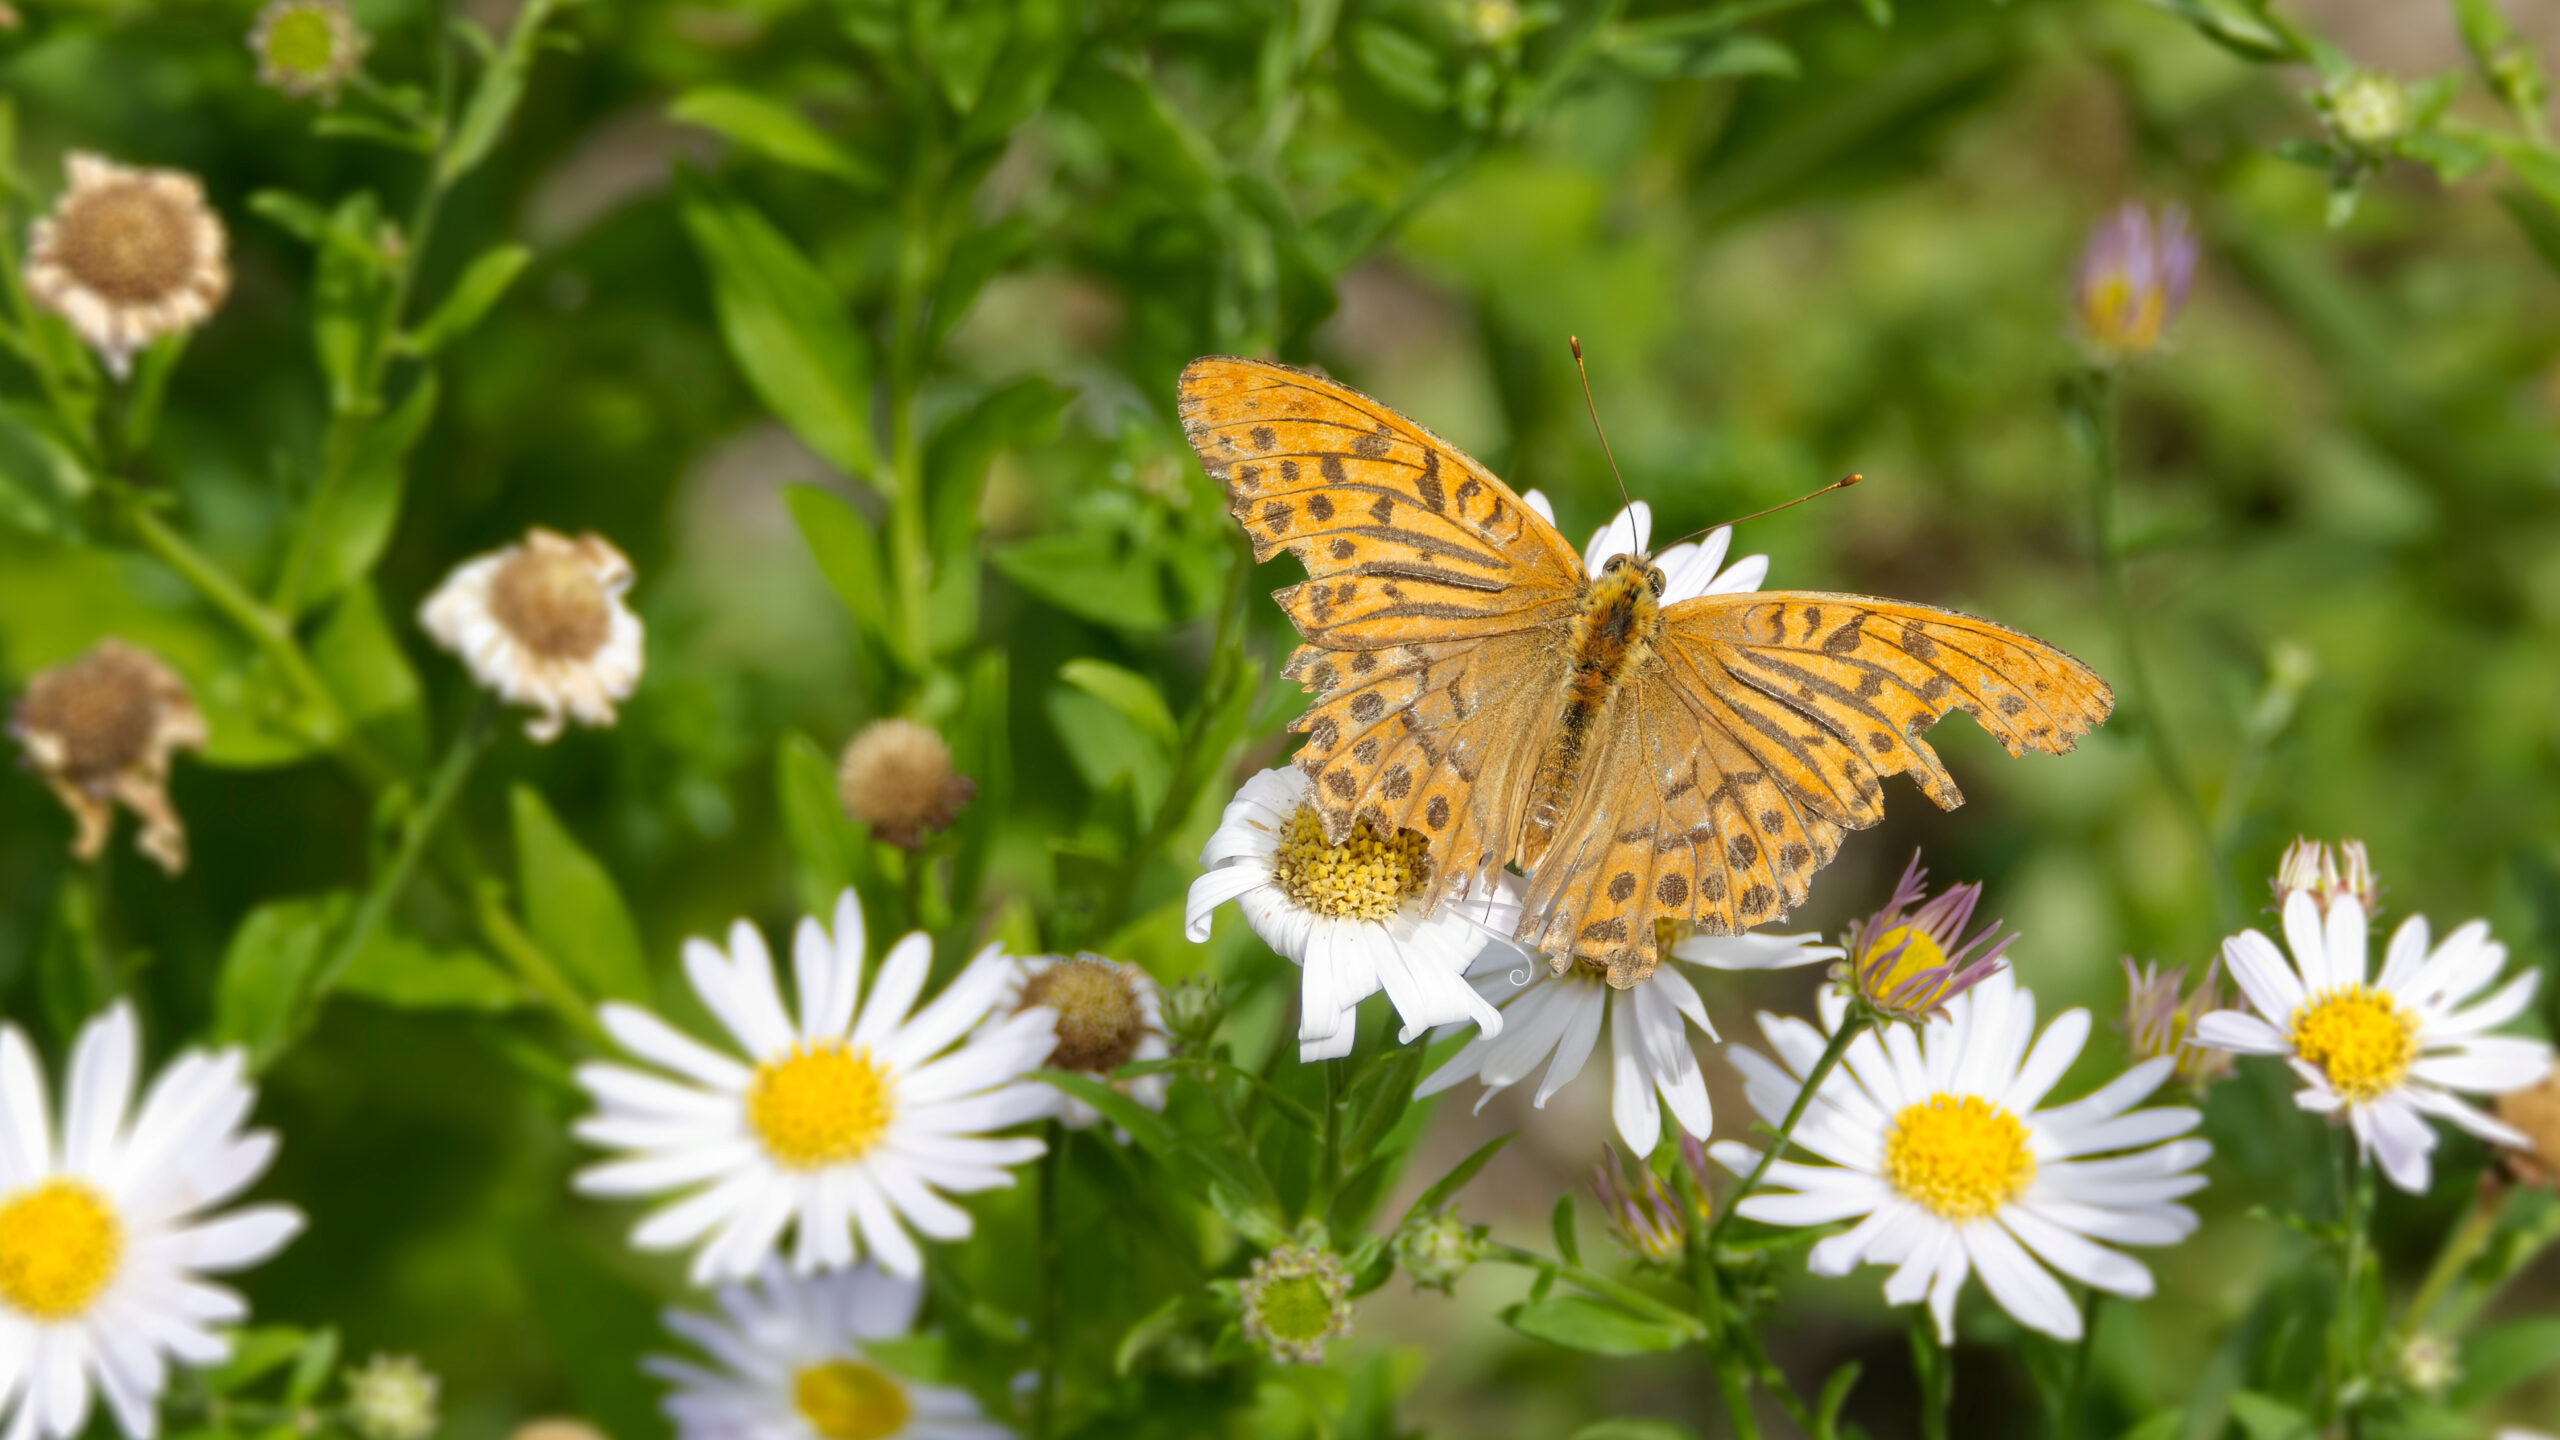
[2079,369,2240,929]
[299,695,496,1029]
[1911,1307,1954,1440]
[1032,1118,1064,1440]
[2324,1130,2376,1427]
[2398,1181,2495,1343]
[1483,1242,1707,1337]
[1705,1010,1869,1252]
[2058,1288,2103,1440]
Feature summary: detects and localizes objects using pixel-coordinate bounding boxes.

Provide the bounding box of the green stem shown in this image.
[1318,1055,1345,1216]
[2324,1129,2376,1426]
[2398,1183,2495,1343]
[2081,371,2239,929]
[1032,1119,1065,1440]
[1484,1243,1707,1337]
[1710,1352,1763,1440]
[2059,1289,2102,1440]
[472,881,609,1043]
[302,696,496,1021]
[1705,1011,1869,1252]
[1911,1307,1953,1440]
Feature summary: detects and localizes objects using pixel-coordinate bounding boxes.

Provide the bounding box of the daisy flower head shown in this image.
[1834,852,2014,1025]
[247,0,368,103]
[1235,1242,1354,1365]
[1186,766,1503,1062]
[1521,490,1770,602]
[1712,972,2210,1343]
[419,527,644,743]
[2193,887,2551,1194]
[648,1259,1006,1440]
[0,1002,304,1440]
[1416,918,1838,1157]
[2271,835,2380,916]
[9,639,207,875]
[2075,202,2196,360]
[999,953,1169,1129]
[572,890,1058,1283]
[24,154,229,379]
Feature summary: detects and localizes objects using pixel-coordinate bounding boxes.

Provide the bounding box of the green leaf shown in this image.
[1688,35,1800,79]
[248,190,334,244]
[2226,1392,2315,1440]
[1055,58,1218,197]
[1571,1422,1706,1440]
[313,111,435,152]
[1551,1192,1580,1268]
[311,191,387,413]
[678,173,877,480]
[214,895,349,1068]
[308,582,427,767]
[2113,1411,2183,1440]
[1814,1361,1861,1440]
[1502,1296,1691,1356]
[783,484,893,646]
[336,927,523,1011]
[1403,1133,1515,1220]
[1353,22,1450,110]
[440,0,560,183]
[403,244,532,355]
[668,88,884,189]
[512,785,652,1004]
[2450,1315,2560,1407]
[924,376,1070,557]
[926,219,1033,355]
[283,374,439,613]
[1046,685,1169,816]
[926,7,1010,115]
[0,402,93,539]
[200,1328,310,1395]
[284,1328,339,1406]
[1057,659,1179,749]
[777,729,873,916]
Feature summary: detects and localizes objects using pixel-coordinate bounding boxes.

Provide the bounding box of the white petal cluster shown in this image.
[0,1005,303,1440]
[2196,891,2549,1193]
[573,890,1056,1283]
[1713,973,2208,1342]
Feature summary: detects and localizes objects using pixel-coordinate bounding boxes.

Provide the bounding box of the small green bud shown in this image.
[2325,71,2411,149]
[1390,1207,1485,1293]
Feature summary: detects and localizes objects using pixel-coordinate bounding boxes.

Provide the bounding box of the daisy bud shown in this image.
[1833,852,2014,1025]
[1161,975,1226,1054]
[2075,203,2197,359]
[835,719,975,850]
[248,0,369,104]
[9,639,207,874]
[1236,1242,1354,1365]
[1464,0,1522,45]
[1591,1143,1707,1264]
[2271,836,2381,916]
[25,154,230,379]
[419,528,646,743]
[2397,1331,2459,1398]
[2324,70,2412,150]
[1390,1208,1485,1293]
[344,1354,439,1440]
[2495,1058,2560,1190]
[2120,957,2236,1094]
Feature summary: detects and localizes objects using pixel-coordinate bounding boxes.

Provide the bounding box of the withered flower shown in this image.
[25,154,230,378]
[9,640,207,873]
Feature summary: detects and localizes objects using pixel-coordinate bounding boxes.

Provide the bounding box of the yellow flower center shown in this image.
[1020,958,1144,1074]
[747,1044,893,1169]
[1884,1094,2037,1221]
[2290,985,2419,1103]
[791,1360,910,1440]
[2084,275,2166,354]
[1269,805,1430,922]
[1861,924,1948,1000]
[0,1179,124,1321]
[489,543,612,660]
[56,181,200,306]
[262,6,340,77]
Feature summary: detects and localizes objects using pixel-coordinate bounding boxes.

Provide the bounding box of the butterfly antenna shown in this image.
[1659,473,1864,551]
[1569,336,1639,542]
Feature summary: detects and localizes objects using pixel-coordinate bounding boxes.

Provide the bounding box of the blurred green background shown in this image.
[3,0,2559,1435]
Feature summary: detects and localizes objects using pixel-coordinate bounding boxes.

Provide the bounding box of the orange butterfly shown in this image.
[1177,356,2113,987]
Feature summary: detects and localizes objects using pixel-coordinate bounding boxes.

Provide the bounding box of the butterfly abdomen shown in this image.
[1519,562,1663,868]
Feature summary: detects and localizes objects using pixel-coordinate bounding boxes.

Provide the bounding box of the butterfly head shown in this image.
[1598,552,1668,599]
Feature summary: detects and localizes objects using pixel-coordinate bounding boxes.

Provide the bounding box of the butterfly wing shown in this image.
[1519,593,2112,982]
[1179,357,1587,871]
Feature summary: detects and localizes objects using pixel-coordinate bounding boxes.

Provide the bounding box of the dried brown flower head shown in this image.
[835,719,973,849]
[25,154,229,378]
[2496,1057,2560,1189]
[419,527,645,742]
[9,640,207,873]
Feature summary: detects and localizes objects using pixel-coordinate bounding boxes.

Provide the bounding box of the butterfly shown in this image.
[1176,356,2113,988]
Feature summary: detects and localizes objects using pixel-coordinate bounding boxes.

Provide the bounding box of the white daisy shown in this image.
[0,1003,304,1440]
[648,1259,1005,1440]
[1185,766,1503,1062]
[1711,971,2210,1343]
[2193,889,2550,1194]
[997,954,1170,1129]
[1417,926,1838,1156]
[1520,491,1769,603]
[24,154,229,379]
[418,527,645,742]
[572,890,1057,1284]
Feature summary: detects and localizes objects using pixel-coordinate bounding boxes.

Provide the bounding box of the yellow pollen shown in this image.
[1863,924,1948,1000]
[747,1044,893,1169]
[791,1359,910,1440]
[0,1179,124,1321]
[1269,805,1430,922]
[2291,985,2419,1104]
[1884,1094,2036,1222]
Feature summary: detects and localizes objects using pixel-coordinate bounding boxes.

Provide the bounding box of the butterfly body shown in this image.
[1177,356,2112,987]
